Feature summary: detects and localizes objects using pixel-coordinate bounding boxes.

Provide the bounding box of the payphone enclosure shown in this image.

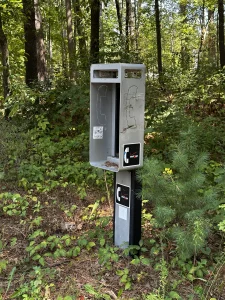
[90,63,146,172]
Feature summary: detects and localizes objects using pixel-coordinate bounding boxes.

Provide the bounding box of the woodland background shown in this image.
[0,0,225,299]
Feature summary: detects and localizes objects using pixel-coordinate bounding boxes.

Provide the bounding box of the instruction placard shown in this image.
[93,126,103,139]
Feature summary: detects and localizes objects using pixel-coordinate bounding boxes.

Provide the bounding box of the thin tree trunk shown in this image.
[134,0,138,56]
[208,9,216,66]
[115,0,123,36]
[180,3,190,70]
[218,0,225,68]
[155,0,163,80]
[73,0,88,71]
[125,0,131,55]
[34,0,47,82]
[65,0,76,80]
[22,0,38,86]
[196,0,206,71]
[61,29,68,75]
[0,9,9,100]
[47,17,53,80]
[90,0,100,64]
[59,0,67,77]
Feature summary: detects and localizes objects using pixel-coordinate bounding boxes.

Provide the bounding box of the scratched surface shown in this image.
[96,85,108,126]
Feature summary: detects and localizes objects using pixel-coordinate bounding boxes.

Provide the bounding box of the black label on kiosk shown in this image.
[116,184,130,207]
[123,143,140,167]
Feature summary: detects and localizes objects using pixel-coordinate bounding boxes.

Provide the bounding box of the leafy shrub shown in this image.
[0,83,109,195]
[0,118,31,180]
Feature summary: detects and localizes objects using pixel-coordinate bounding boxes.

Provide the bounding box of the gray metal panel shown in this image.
[118,66,145,170]
[90,63,121,83]
[90,63,145,172]
[114,171,131,248]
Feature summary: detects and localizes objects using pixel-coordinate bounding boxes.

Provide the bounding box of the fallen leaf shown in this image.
[77,223,83,230]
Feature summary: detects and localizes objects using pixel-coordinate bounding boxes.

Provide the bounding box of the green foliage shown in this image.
[98,244,119,270]
[0,260,7,274]
[140,128,221,259]
[116,268,132,290]
[0,192,42,221]
[1,1,225,298]
[171,257,209,281]
[146,259,182,300]
[0,84,113,196]
[0,193,29,217]
[26,231,81,266]
[11,266,55,299]
[84,284,111,300]
[0,119,31,180]
[218,204,225,233]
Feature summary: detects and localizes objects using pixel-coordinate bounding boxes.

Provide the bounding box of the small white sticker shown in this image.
[93,126,103,139]
[119,205,127,220]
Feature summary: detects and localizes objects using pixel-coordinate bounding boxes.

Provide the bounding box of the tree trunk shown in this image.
[34,0,47,82]
[133,0,138,57]
[125,0,131,55]
[208,9,216,66]
[155,0,163,80]
[73,0,88,69]
[196,0,206,72]
[218,0,225,68]
[90,0,100,64]
[47,17,53,80]
[22,0,38,86]
[65,0,76,80]
[115,0,123,36]
[180,3,190,70]
[0,9,9,100]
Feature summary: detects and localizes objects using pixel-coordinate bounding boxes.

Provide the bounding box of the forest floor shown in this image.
[0,181,224,300]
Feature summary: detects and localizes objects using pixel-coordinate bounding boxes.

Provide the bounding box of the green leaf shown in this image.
[72,246,80,256]
[87,241,95,250]
[65,238,71,246]
[6,266,16,294]
[89,200,99,219]
[125,282,131,290]
[111,253,119,262]
[39,257,45,266]
[120,274,127,283]
[169,291,181,299]
[32,254,41,261]
[116,270,124,276]
[84,284,97,296]
[0,260,8,273]
[64,296,73,300]
[131,258,140,265]
[141,258,151,266]
[139,240,144,247]
[100,238,105,247]
[78,238,88,247]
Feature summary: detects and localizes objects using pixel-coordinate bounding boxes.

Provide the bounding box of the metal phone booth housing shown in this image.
[90,63,145,248]
[90,63,145,172]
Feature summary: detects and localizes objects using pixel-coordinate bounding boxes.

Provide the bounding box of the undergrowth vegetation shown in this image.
[1,72,225,299]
